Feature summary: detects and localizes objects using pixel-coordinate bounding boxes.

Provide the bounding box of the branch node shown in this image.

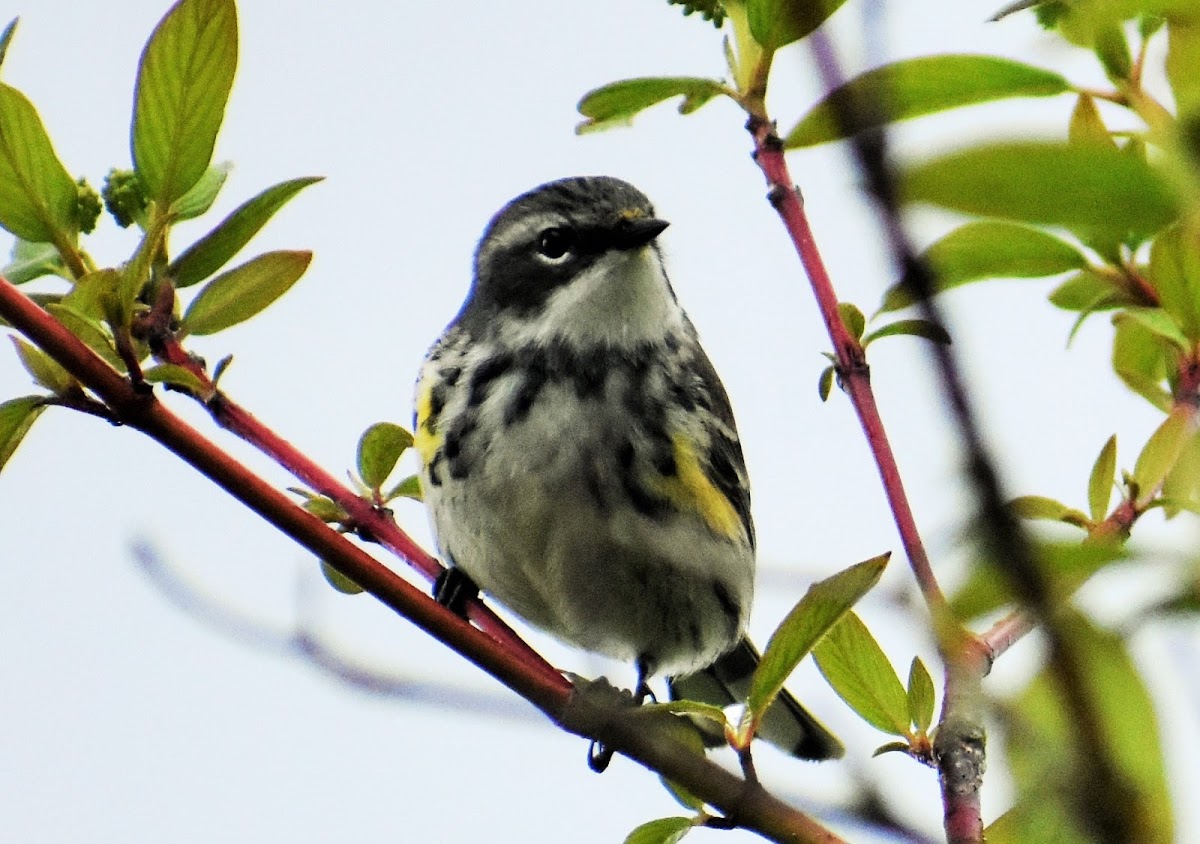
[702,813,738,831]
[934,716,987,797]
[766,183,789,209]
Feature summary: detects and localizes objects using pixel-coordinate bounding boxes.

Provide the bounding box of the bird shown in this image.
[414,176,842,763]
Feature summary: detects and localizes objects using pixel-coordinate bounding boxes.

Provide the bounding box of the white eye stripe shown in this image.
[477,212,564,269]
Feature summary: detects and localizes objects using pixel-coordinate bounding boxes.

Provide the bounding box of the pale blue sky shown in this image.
[1,2,1196,842]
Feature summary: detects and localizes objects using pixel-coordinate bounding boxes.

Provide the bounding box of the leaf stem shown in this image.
[51,232,88,280]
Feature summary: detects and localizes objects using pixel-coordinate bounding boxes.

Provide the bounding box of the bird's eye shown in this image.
[535,227,574,261]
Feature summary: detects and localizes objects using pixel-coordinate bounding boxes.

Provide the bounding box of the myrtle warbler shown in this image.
[415,176,841,761]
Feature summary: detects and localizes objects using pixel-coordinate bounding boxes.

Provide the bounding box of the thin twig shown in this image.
[744,101,987,841]
[132,539,541,721]
[805,26,1140,844]
[135,282,549,675]
[745,117,946,617]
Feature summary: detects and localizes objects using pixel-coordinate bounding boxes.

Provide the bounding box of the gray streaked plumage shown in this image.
[416,176,841,760]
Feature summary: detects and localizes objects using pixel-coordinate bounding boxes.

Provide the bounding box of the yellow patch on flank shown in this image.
[648,434,745,543]
[413,377,442,465]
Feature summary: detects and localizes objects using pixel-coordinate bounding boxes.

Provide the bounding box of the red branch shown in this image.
[747,117,946,614]
[1,276,849,844]
[1,274,566,695]
[746,117,989,842]
[145,316,548,674]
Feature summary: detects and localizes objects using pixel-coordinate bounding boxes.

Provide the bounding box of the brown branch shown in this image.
[0,275,846,844]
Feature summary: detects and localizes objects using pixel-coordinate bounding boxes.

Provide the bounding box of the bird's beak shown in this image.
[611,217,669,251]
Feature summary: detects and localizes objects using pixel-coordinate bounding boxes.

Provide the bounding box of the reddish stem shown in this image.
[3,276,852,843]
[147,321,546,673]
[0,275,569,698]
[747,117,946,614]
[747,114,984,841]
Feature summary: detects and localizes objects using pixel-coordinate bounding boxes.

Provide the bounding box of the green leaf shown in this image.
[907,657,936,733]
[1048,269,1133,312]
[837,301,865,339]
[643,699,730,728]
[1132,408,1195,505]
[1088,435,1118,521]
[653,713,709,812]
[575,77,727,134]
[1094,23,1133,82]
[0,18,17,73]
[357,422,414,490]
[878,222,1087,312]
[950,541,1129,620]
[1147,223,1200,342]
[182,249,311,335]
[170,161,231,220]
[1111,312,1173,411]
[985,802,1092,844]
[746,0,849,50]
[1139,14,1165,40]
[44,303,124,371]
[383,473,423,503]
[1004,610,1173,843]
[0,394,45,472]
[872,740,912,757]
[748,552,889,717]
[169,176,322,288]
[817,364,835,402]
[813,610,910,735]
[0,82,79,243]
[61,267,121,321]
[948,559,1011,620]
[10,336,72,392]
[862,319,952,346]
[901,142,1178,243]
[1161,430,1200,517]
[1072,0,1200,21]
[2,239,66,285]
[303,495,346,523]
[1068,93,1116,149]
[1167,21,1200,120]
[116,219,168,325]
[1009,495,1091,527]
[1120,306,1189,352]
[785,56,1069,148]
[132,0,238,206]
[623,817,694,844]
[142,363,209,395]
[319,559,364,595]
[660,777,705,813]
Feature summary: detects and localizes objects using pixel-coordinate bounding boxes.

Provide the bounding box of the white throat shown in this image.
[513,247,682,348]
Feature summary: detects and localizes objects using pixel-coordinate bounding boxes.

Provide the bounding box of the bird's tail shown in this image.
[667,638,844,761]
